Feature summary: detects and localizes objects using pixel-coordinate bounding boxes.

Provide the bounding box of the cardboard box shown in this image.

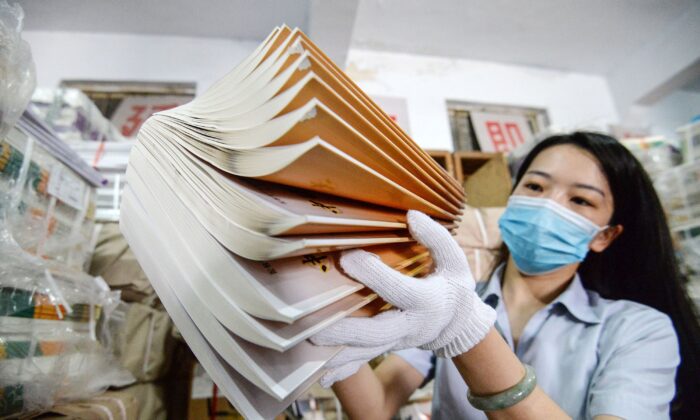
[453,151,512,207]
[36,391,139,420]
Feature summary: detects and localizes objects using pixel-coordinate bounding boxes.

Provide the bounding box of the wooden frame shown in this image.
[452,151,505,184]
[425,149,456,180]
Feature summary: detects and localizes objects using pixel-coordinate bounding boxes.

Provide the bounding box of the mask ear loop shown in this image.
[589,225,612,248]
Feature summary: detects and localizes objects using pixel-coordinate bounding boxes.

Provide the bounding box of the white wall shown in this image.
[24,31,625,151]
[346,49,620,151]
[627,90,700,140]
[23,31,259,94]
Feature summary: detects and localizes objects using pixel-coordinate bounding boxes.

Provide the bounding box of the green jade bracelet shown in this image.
[467,363,537,411]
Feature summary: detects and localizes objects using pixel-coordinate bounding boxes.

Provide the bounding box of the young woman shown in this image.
[311,132,700,419]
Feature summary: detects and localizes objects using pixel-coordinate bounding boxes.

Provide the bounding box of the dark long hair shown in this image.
[493,132,700,418]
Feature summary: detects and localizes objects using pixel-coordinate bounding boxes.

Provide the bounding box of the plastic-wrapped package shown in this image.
[106,301,175,382]
[0,0,36,140]
[89,222,155,302]
[0,127,98,270]
[31,89,133,222]
[688,275,700,313]
[672,225,700,312]
[453,205,505,282]
[30,88,128,144]
[63,141,132,222]
[678,120,700,163]
[622,136,680,179]
[673,222,700,275]
[0,243,134,417]
[93,172,127,222]
[36,382,168,420]
[654,161,700,228]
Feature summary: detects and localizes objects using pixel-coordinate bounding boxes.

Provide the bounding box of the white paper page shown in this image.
[186,28,301,112]
[119,216,327,420]
[122,175,376,350]
[125,147,363,321]
[147,131,407,234]
[119,195,339,400]
[130,136,412,260]
[186,26,284,106]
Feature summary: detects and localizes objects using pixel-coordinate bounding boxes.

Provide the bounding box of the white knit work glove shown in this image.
[310,210,497,387]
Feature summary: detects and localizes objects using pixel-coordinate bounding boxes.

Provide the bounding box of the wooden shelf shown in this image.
[425,149,456,180]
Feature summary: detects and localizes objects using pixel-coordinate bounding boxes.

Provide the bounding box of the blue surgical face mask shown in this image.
[498,195,607,276]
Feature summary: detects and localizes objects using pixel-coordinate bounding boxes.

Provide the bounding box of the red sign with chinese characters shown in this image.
[111,95,191,138]
[471,112,535,154]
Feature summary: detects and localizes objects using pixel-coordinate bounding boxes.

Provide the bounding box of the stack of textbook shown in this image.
[120,26,464,418]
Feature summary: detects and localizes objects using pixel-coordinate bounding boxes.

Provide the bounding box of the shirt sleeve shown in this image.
[393,348,436,385]
[587,304,680,420]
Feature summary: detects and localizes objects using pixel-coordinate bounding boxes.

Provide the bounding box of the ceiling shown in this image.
[682,75,700,94]
[18,0,698,78]
[20,0,309,41]
[351,0,696,75]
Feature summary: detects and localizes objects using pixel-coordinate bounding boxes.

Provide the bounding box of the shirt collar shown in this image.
[554,272,602,324]
[479,264,602,324]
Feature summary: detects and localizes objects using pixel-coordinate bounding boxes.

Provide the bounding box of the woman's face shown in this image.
[512,144,621,252]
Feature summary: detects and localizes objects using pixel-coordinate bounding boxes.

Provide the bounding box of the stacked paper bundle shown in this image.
[2,120,102,271]
[30,89,133,222]
[120,26,464,418]
[15,109,106,188]
[0,249,130,417]
[1,112,128,417]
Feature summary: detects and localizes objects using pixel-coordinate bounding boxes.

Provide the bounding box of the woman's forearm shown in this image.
[332,356,425,420]
[332,364,389,420]
[452,328,570,419]
[331,330,569,419]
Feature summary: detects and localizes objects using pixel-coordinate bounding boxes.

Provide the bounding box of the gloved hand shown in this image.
[310,210,497,387]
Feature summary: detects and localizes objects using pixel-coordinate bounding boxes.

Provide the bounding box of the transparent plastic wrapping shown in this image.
[94,172,127,222]
[673,222,700,276]
[622,136,680,179]
[31,89,132,222]
[0,242,133,417]
[654,161,700,228]
[678,121,700,163]
[688,274,700,313]
[30,88,128,143]
[1,127,97,270]
[0,0,36,139]
[0,125,132,416]
[77,145,131,222]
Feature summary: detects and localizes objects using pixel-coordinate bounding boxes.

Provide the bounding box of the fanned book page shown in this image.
[137,130,409,235]
[121,25,457,419]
